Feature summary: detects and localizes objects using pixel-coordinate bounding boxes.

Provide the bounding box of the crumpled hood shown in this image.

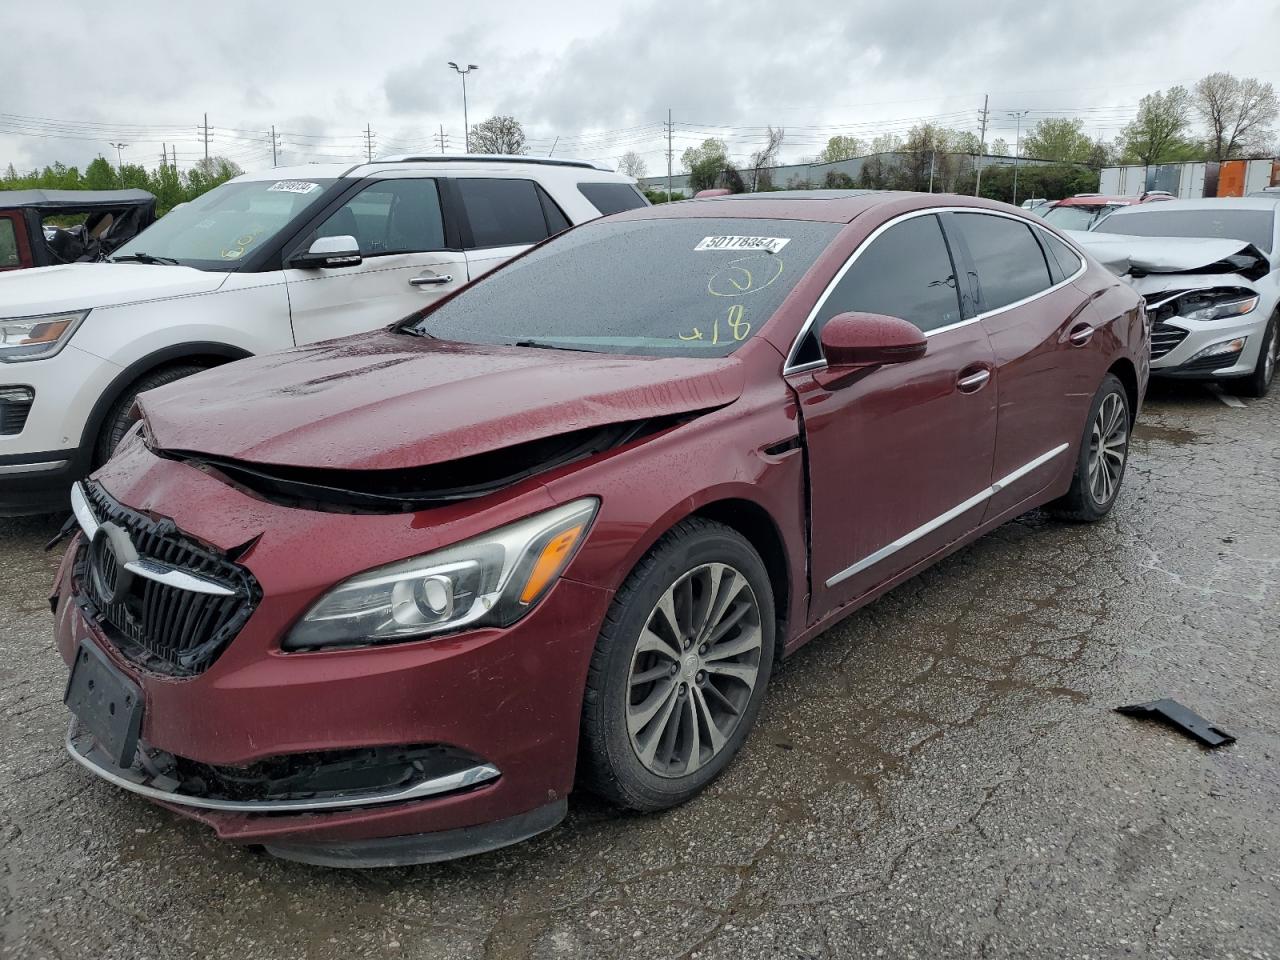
[1067,230,1267,278]
[0,262,226,316]
[139,331,746,471]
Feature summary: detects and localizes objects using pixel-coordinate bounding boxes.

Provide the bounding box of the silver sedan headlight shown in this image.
[284,498,599,650]
[0,310,89,362]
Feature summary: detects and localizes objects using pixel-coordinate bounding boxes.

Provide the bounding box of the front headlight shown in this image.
[1181,293,1258,322]
[284,498,599,650]
[0,310,89,362]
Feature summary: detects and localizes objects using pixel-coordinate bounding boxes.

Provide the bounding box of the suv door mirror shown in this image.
[815,312,927,388]
[289,235,362,269]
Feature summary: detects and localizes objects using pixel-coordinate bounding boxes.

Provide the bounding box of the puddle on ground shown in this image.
[1133,423,1203,446]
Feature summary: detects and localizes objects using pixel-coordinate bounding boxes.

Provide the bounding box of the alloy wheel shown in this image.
[1087,392,1128,506]
[626,563,763,778]
[1265,325,1277,386]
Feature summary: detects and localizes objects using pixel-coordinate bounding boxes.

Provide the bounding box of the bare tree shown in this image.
[469,116,528,155]
[617,150,648,178]
[746,127,784,191]
[1194,72,1280,161]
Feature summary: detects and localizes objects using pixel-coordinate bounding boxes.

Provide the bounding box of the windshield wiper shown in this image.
[513,339,599,353]
[110,252,181,266]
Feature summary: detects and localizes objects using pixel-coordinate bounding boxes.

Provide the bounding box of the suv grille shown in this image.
[74,482,260,676]
[1150,322,1189,360]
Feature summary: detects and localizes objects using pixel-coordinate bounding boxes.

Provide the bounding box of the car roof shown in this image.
[1052,195,1138,207]
[612,190,1022,224]
[233,155,627,185]
[1104,196,1280,214]
[0,188,155,209]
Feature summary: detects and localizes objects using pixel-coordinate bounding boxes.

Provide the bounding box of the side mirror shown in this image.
[815,312,927,388]
[289,235,362,269]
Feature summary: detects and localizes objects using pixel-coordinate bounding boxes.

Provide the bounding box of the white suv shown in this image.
[0,156,647,514]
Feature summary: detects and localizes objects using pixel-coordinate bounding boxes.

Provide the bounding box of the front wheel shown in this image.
[1048,373,1131,523]
[1230,312,1277,399]
[579,518,775,812]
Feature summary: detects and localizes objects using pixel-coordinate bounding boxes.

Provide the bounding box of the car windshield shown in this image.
[411,217,842,357]
[1093,207,1275,252]
[1042,204,1104,231]
[110,177,336,270]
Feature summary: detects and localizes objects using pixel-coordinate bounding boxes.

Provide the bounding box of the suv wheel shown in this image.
[579,518,775,811]
[95,363,208,465]
[1048,373,1131,523]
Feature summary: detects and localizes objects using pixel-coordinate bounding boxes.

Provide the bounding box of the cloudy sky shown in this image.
[2,0,1277,178]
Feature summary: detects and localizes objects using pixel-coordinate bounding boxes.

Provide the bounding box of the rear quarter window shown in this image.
[577,182,649,217]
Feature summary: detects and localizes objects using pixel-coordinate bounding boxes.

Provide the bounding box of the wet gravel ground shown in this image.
[1,381,1277,960]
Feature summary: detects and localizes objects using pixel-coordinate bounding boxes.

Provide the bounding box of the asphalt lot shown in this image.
[1,381,1277,960]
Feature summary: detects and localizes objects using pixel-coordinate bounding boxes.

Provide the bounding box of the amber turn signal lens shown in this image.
[519,524,585,604]
[20,319,72,345]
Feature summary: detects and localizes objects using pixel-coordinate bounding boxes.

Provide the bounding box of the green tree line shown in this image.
[2,155,245,215]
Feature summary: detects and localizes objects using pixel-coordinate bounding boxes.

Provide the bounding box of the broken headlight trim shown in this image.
[284,498,599,650]
[0,310,90,362]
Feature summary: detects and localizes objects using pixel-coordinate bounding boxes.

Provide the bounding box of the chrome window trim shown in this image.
[67,722,501,813]
[783,207,1087,374]
[824,443,1070,588]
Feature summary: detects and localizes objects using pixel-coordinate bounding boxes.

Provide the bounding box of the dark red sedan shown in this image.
[52,191,1147,867]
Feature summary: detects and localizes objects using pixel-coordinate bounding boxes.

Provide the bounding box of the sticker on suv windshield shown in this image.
[695,236,790,253]
[267,180,321,195]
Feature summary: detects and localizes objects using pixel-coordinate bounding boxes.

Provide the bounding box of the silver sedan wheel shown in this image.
[626,563,763,778]
[1265,325,1277,386]
[1087,392,1128,506]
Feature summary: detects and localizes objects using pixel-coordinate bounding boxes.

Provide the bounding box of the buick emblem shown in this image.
[87,522,138,606]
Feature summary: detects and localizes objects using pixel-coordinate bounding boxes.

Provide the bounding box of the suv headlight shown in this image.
[0,310,89,362]
[284,498,599,650]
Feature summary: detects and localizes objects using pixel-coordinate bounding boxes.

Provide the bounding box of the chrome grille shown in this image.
[1150,322,1189,361]
[73,481,260,676]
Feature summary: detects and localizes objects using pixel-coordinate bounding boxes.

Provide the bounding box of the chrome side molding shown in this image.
[825,443,1070,588]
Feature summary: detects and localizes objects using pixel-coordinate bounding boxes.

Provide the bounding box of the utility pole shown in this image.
[547,136,559,157]
[1006,110,1029,205]
[200,113,210,163]
[364,124,375,162]
[270,125,280,167]
[928,150,936,193]
[974,95,989,197]
[108,142,128,184]
[160,143,167,170]
[447,62,478,152]
[433,125,449,154]
[666,108,673,199]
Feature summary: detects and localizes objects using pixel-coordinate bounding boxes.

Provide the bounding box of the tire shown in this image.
[95,363,208,465]
[1048,373,1131,523]
[1229,312,1277,399]
[579,517,775,812]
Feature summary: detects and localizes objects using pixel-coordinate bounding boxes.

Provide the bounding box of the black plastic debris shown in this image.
[1116,699,1236,748]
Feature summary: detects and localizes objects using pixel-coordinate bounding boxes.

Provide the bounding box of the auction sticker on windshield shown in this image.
[267,180,321,195]
[695,236,791,253]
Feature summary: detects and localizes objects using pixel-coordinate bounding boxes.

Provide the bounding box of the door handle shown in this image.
[956,368,991,393]
[1068,323,1095,346]
[408,273,452,286]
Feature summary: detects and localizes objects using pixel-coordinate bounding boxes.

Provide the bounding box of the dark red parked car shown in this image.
[52,191,1147,866]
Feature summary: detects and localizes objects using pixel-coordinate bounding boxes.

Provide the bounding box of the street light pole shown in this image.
[108,142,128,184]
[1006,110,1029,205]
[447,62,478,152]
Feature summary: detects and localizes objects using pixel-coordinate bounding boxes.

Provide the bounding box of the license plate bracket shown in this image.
[65,637,144,769]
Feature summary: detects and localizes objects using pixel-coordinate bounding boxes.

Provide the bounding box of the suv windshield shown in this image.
[111,177,336,270]
[412,217,841,357]
[1093,207,1276,252]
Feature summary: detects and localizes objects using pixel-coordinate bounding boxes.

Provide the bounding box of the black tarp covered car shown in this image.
[0,189,157,271]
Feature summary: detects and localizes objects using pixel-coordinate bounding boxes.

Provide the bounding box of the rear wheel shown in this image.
[1048,373,1131,523]
[1229,312,1277,399]
[579,518,775,811]
[95,363,208,465]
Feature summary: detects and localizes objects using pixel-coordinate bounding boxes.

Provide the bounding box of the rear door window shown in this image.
[457,178,561,248]
[577,182,649,216]
[954,213,1053,312]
